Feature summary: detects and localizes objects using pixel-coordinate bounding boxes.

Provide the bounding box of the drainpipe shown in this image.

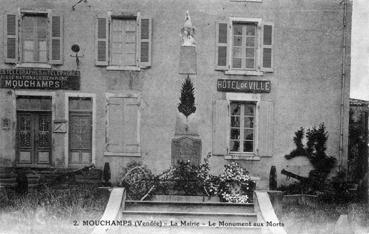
[339,0,348,171]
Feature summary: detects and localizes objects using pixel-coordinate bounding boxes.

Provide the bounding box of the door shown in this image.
[68,97,93,165]
[17,112,52,165]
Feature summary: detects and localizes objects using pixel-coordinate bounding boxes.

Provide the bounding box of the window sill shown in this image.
[106,66,140,71]
[230,0,262,2]
[16,163,52,168]
[225,154,261,161]
[104,152,141,157]
[225,70,263,76]
[16,63,52,69]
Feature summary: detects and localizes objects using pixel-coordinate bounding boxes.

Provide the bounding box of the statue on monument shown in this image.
[181,11,196,46]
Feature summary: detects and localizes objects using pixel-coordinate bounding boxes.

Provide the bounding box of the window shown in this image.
[22,15,48,63]
[232,23,257,70]
[230,102,256,153]
[4,11,63,65]
[95,13,152,70]
[215,18,273,75]
[212,96,274,158]
[105,94,141,156]
[69,97,92,164]
[111,18,137,66]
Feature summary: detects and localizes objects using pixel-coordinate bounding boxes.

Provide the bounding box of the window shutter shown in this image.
[106,97,125,153]
[212,100,229,155]
[215,21,228,70]
[95,15,108,66]
[122,97,140,153]
[257,100,274,157]
[261,22,273,72]
[4,14,18,63]
[139,18,152,68]
[49,14,63,65]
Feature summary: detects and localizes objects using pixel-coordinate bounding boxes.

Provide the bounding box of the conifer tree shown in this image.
[178,75,196,118]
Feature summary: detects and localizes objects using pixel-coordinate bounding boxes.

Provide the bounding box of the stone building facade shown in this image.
[0,0,352,188]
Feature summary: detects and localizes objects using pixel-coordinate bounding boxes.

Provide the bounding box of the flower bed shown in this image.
[120,158,256,203]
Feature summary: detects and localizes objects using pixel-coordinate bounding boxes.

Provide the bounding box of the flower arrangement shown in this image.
[218,162,255,203]
[120,159,255,203]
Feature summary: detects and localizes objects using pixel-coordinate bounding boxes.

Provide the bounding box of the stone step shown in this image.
[125,200,254,213]
[151,195,221,202]
[111,225,261,234]
[122,210,258,224]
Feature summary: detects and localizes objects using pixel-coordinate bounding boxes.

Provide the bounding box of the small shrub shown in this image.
[319,170,356,204]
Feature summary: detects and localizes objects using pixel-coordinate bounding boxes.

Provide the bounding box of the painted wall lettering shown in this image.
[0,69,80,90]
[217,79,271,93]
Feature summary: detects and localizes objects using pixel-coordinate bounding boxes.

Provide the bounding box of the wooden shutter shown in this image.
[4,14,18,63]
[106,97,124,153]
[261,23,273,72]
[215,22,228,70]
[257,100,274,157]
[140,18,152,68]
[123,97,140,153]
[212,100,229,155]
[96,16,108,66]
[49,14,63,65]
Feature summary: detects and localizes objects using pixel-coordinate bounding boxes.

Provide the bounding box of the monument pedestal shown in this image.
[171,112,202,166]
[179,46,196,75]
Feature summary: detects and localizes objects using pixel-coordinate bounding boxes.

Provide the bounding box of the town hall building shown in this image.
[0,0,352,188]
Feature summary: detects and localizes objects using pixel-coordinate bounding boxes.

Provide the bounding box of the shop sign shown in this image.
[0,69,80,90]
[217,79,271,93]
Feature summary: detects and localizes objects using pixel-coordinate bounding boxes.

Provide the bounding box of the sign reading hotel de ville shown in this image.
[217,79,271,93]
[0,69,80,90]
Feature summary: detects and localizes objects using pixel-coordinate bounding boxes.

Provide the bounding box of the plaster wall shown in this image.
[0,0,351,187]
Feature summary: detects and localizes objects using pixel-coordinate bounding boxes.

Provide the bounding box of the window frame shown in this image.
[226,17,262,76]
[225,93,261,160]
[106,12,141,71]
[229,101,256,154]
[4,9,63,68]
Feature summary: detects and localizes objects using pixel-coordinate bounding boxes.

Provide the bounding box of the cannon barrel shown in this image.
[281,169,310,183]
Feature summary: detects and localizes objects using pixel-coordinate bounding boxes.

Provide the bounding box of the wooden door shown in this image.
[17,112,52,165]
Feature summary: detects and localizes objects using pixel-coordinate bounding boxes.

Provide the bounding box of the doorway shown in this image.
[16,96,52,165]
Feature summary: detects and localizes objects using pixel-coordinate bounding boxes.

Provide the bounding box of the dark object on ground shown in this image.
[103,162,112,186]
[269,166,277,190]
[16,172,28,194]
[52,164,96,184]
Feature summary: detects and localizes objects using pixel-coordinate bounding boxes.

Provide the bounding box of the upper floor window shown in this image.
[215,18,273,75]
[4,10,63,65]
[95,13,152,70]
[232,23,257,70]
[22,15,48,63]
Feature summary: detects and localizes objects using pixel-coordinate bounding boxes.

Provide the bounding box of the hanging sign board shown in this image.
[0,69,80,90]
[217,79,271,93]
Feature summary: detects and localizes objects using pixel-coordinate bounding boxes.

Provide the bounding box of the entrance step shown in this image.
[121,195,261,234]
[122,210,258,224]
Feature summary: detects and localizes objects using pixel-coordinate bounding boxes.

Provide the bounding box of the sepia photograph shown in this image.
[0,0,368,233]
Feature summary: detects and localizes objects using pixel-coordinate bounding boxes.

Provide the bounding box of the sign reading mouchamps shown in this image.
[217,79,271,93]
[0,69,80,90]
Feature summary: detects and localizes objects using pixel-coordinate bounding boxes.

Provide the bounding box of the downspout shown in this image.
[339,0,348,171]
